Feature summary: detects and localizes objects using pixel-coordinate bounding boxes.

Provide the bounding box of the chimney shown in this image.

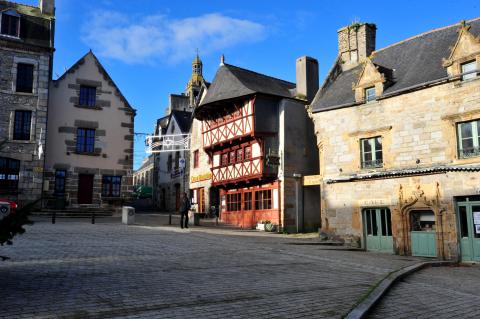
[39,0,55,15]
[296,56,319,103]
[337,23,376,70]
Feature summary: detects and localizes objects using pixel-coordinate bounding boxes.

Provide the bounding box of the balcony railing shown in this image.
[361,159,383,169]
[212,157,263,185]
[459,147,480,159]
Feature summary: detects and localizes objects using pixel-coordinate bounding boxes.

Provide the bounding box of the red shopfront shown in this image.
[220,181,280,229]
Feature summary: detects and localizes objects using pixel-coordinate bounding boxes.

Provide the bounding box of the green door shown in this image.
[410,210,437,257]
[458,202,480,262]
[363,208,393,253]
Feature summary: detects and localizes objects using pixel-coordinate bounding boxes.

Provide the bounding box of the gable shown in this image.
[355,59,385,88]
[445,25,480,64]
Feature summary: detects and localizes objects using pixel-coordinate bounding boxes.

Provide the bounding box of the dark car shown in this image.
[0,199,17,221]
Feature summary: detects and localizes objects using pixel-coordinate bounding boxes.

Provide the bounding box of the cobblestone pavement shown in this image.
[1,219,424,319]
[368,265,480,319]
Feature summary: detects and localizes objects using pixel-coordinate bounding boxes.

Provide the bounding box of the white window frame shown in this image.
[461,60,477,81]
[361,136,383,169]
[0,9,21,39]
[457,120,480,159]
[365,87,376,103]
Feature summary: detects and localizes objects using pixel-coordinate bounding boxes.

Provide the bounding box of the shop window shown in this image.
[193,150,199,168]
[459,206,469,238]
[54,170,66,194]
[0,10,20,37]
[13,110,31,140]
[0,157,20,193]
[76,128,95,153]
[79,85,97,107]
[244,192,252,210]
[226,193,241,211]
[255,189,272,210]
[16,63,34,93]
[102,176,121,197]
[461,60,477,81]
[457,119,480,159]
[361,136,383,169]
[411,211,436,231]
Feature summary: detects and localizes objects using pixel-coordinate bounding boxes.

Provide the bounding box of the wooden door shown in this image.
[78,174,94,204]
[363,208,393,253]
[458,202,480,262]
[410,210,437,257]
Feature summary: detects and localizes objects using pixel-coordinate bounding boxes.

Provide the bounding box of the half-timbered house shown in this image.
[195,57,320,232]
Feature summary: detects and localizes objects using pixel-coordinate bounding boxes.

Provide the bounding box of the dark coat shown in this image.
[179,197,191,213]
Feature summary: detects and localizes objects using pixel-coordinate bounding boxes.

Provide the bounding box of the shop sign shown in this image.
[473,212,480,225]
[358,198,392,207]
[303,175,321,186]
[190,172,212,183]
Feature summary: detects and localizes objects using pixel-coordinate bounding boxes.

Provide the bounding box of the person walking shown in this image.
[179,192,191,229]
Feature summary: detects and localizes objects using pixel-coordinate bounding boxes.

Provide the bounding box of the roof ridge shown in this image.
[224,63,295,86]
[1,0,38,10]
[373,17,480,55]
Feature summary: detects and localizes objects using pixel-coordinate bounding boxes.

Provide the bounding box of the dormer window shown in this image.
[365,87,376,103]
[1,10,20,38]
[461,60,477,81]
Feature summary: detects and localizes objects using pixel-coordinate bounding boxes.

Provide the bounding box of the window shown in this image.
[16,63,34,93]
[76,128,95,153]
[255,190,272,210]
[226,193,241,211]
[457,120,480,158]
[245,146,252,160]
[13,110,31,140]
[361,136,383,169]
[1,11,20,37]
[229,151,235,164]
[461,61,477,81]
[102,176,122,197]
[221,153,228,166]
[365,87,376,103]
[79,85,97,107]
[167,154,172,172]
[174,151,180,169]
[244,192,252,210]
[193,150,199,168]
[236,149,243,162]
[0,157,20,193]
[54,170,66,194]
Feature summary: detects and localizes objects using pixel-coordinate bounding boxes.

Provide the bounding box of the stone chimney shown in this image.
[39,0,55,15]
[296,56,319,103]
[337,23,376,70]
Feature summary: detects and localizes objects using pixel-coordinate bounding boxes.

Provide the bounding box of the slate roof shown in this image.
[0,1,53,49]
[171,110,192,133]
[312,18,480,112]
[197,63,296,115]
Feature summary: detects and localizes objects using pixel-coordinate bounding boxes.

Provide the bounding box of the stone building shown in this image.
[194,56,320,231]
[133,155,154,187]
[310,18,480,261]
[44,51,135,209]
[152,55,209,212]
[0,0,54,207]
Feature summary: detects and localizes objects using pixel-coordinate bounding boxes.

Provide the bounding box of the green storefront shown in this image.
[457,200,480,262]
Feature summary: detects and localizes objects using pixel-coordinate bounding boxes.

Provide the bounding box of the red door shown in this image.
[78,174,94,204]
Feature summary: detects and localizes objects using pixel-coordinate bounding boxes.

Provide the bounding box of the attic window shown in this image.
[461,61,477,81]
[1,10,20,38]
[365,87,376,103]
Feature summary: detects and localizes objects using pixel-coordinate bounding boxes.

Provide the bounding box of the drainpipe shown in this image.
[293,173,303,233]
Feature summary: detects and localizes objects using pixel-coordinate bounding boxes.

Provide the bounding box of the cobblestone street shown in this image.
[0,218,456,319]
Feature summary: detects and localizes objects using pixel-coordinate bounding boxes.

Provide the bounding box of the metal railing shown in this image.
[361,159,383,169]
[459,147,480,159]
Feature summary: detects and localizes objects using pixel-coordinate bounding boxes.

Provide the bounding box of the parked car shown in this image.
[0,199,17,221]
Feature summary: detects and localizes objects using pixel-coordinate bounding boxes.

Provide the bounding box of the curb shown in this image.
[345,260,456,319]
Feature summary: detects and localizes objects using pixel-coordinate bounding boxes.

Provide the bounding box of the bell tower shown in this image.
[186,53,204,106]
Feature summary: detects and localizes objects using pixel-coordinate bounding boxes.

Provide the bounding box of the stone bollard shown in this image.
[122,206,135,225]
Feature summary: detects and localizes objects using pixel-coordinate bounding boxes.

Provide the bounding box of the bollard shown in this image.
[52,211,56,224]
[91,211,95,224]
[169,214,172,225]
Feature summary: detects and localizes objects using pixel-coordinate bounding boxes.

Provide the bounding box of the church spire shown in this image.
[186,52,204,106]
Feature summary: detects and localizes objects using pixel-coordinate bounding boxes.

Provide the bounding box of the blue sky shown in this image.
[21,0,480,169]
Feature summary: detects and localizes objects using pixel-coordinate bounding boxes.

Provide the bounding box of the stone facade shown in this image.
[133,156,154,187]
[311,22,480,259]
[44,52,135,209]
[0,1,54,207]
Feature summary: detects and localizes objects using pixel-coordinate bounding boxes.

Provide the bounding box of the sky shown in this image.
[20,0,480,169]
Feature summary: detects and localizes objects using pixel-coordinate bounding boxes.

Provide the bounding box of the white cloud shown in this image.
[82,11,267,64]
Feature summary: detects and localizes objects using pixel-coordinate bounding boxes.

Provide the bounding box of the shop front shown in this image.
[457,199,480,262]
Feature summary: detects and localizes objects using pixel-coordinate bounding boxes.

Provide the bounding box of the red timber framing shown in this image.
[220,181,279,229]
[202,97,255,149]
[211,140,268,186]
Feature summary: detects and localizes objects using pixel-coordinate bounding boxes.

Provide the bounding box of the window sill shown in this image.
[454,76,480,87]
[0,34,21,41]
[74,104,102,111]
[74,151,101,157]
[9,139,34,144]
[14,91,36,96]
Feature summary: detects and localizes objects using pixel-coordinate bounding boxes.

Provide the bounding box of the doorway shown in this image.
[410,210,437,257]
[363,208,393,253]
[458,202,480,262]
[78,174,94,204]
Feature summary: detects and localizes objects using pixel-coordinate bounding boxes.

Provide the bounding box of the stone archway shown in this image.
[397,183,447,259]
